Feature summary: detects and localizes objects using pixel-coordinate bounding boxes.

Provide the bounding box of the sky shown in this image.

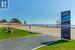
[0,0,75,25]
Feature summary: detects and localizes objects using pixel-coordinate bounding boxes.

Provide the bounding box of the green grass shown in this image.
[0,27,40,39]
[37,39,75,50]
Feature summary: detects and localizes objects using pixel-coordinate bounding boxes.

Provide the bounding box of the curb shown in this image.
[32,45,46,50]
[32,40,59,50]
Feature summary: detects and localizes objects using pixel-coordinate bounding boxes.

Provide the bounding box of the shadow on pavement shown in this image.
[47,39,69,46]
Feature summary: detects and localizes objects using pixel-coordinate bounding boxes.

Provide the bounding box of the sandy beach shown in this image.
[0,24,75,39]
[8,25,75,40]
[9,25,61,38]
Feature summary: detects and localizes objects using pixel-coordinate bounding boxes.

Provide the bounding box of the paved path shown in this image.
[0,34,60,50]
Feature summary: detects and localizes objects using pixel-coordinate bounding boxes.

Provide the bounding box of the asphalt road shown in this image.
[0,34,60,50]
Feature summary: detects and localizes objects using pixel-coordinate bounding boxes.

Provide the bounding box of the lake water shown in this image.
[29,24,75,28]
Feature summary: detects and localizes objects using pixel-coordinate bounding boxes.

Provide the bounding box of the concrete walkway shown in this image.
[0,34,60,50]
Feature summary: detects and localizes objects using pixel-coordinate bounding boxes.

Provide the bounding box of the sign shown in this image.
[61,11,71,39]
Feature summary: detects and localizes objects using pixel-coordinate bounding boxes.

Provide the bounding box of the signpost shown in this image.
[61,11,71,39]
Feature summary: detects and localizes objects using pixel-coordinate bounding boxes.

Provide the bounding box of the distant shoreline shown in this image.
[0,23,75,29]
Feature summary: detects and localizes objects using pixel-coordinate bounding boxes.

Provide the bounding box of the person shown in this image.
[29,25,31,29]
[5,27,12,33]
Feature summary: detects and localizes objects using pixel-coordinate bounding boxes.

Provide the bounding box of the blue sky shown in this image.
[0,0,74,24]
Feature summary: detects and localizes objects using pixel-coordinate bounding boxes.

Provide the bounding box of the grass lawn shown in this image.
[37,39,75,50]
[0,27,40,39]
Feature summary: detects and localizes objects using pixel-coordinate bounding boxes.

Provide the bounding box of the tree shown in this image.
[2,19,7,22]
[0,19,7,23]
[10,18,21,24]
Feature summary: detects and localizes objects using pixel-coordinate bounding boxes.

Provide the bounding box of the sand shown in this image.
[9,25,61,38]
[1,24,75,39]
